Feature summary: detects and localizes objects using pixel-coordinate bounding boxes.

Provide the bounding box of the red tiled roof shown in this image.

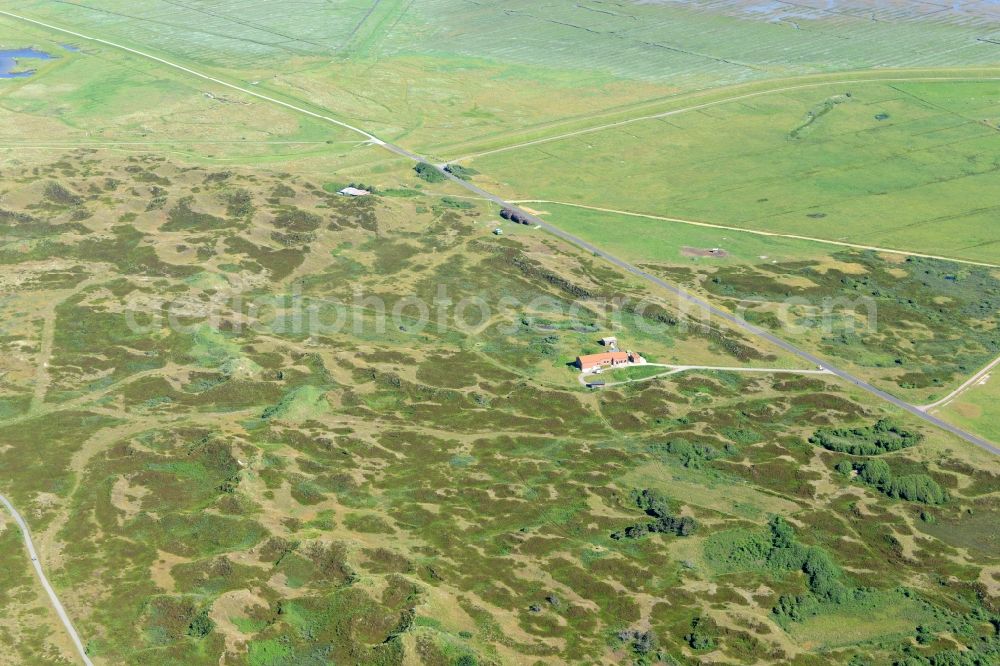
[577,352,629,367]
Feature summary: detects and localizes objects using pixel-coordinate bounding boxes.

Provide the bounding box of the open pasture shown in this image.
[0,17,386,172]
[938,369,1000,444]
[468,79,1000,264]
[11,1,1000,151]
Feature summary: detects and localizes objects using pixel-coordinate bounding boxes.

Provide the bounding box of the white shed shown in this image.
[338,187,371,196]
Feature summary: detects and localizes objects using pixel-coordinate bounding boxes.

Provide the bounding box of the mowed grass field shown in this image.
[527,202,840,267]
[937,372,1000,444]
[468,79,1000,264]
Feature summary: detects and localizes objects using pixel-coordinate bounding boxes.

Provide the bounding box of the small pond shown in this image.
[0,47,55,79]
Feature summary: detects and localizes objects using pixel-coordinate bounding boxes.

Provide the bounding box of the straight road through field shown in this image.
[0,494,93,666]
[509,200,1000,270]
[1,9,997,456]
[439,176,1000,457]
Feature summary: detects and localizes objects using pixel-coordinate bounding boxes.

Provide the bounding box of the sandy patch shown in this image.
[879,252,908,265]
[150,550,189,593]
[210,588,269,655]
[812,259,867,275]
[950,401,983,419]
[110,476,150,525]
[681,246,728,258]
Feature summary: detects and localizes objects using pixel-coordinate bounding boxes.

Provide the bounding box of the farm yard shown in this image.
[0,1,999,665]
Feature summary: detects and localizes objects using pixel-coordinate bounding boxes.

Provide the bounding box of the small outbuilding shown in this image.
[338,186,371,197]
[599,336,617,348]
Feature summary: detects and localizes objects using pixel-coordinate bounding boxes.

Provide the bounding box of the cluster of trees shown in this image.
[345,181,377,194]
[616,628,658,656]
[810,418,923,455]
[852,459,948,505]
[444,164,478,180]
[766,516,857,623]
[500,208,532,225]
[656,438,723,469]
[413,162,445,183]
[611,488,697,540]
[684,617,716,651]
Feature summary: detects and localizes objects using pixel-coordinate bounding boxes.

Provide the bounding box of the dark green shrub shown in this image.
[414,163,445,183]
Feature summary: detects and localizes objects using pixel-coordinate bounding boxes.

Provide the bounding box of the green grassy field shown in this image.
[12,1,1000,151]
[467,79,1000,264]
[601,365,674,383]
[937,372,1000,444]
[528,202,838,267]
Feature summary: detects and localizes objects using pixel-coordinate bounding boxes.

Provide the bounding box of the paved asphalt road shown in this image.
[441,174,1000,457]
[0,494,93,665]
[3,8,997,458]
[0,11,997,661]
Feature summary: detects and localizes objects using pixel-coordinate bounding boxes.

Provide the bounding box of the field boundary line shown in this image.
[510,200,1000,269]
[0,494,93,666]
[451,74,1000,162]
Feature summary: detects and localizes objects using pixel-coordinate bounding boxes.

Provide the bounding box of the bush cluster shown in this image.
[444,164,478,180]
[610,488,697,540]
[657,438,722,469]
[854,459,947,505]
[500,208,532,225]
[767,517,853,622]
[413,162,445,183]
[810,418,922,455]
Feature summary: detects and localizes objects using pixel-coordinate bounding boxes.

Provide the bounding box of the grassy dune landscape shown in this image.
[0,2,998,665]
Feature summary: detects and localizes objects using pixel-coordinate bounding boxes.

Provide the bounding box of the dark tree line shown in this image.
[500,208,532,225]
